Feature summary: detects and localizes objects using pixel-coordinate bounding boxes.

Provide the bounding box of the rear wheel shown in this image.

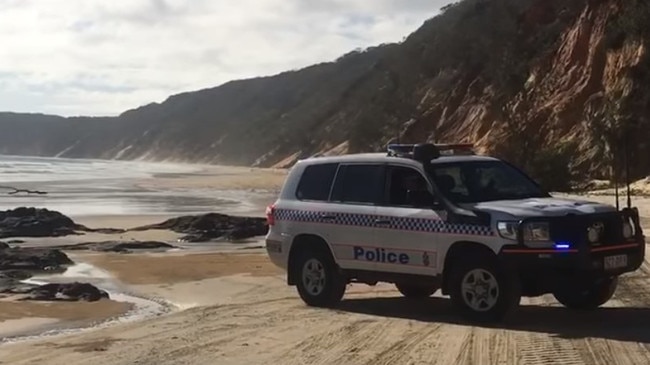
[395,283,438,298]
[295,248,346,307]
[553,276,618,310]
[448,253,521,322]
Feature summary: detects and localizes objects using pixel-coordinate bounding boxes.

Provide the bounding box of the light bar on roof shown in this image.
[387,144,416,157]
[435,143,475,156]
[386,142,475,158]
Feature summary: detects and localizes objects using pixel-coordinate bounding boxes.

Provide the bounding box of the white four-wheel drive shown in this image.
[265,143,645,322]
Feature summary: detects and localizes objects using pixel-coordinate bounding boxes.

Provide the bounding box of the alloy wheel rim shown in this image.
[461,268,499,312]
[302,258,326,296]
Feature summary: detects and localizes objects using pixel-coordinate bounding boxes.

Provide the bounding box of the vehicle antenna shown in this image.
[613,136,619,211]
[624,128,632,209]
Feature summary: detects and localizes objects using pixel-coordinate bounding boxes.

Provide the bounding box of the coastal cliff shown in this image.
[1,0,648,190]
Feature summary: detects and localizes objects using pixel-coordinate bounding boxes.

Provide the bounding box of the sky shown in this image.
[0,0,449,117]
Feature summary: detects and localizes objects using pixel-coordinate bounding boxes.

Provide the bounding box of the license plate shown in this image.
[604,254,628,270]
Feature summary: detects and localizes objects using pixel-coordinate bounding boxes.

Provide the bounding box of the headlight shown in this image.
[587,222,604,243]
[622,218,635,239]
[522,222,550,242]
[497,221,518,240]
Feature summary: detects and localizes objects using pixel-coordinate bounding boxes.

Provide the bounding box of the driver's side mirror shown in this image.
[407,190,440,208]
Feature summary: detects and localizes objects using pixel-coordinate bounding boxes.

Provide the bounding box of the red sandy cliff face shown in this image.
[311,0,648,188]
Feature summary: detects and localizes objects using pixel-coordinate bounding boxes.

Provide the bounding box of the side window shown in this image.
[295,163,339,201]
[385,166,434,207]
[330,164,384,205]
[430,165,470,198]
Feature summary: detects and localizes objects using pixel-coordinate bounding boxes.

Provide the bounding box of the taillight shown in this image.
[266,204,276,226]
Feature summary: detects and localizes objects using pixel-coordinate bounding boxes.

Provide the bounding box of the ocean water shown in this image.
[0,155,270,217]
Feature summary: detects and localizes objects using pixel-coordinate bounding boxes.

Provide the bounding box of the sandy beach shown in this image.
[0,158,285,344]
[2,157,650,365]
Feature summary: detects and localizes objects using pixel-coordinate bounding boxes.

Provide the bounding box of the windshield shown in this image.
[426,160,548,204]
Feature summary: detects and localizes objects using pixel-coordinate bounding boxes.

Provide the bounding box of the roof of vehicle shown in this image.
[296,152,500,166]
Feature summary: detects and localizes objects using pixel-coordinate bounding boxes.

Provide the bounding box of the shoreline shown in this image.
[0,206,276,346]
[0,260,170,344]
[0,159,286,346]
[0,248,281,345]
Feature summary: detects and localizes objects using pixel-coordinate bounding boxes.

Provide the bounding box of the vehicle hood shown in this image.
[463,197,617,219]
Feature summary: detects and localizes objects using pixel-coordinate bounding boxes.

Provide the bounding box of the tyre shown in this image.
[295,247,346,307]
[448,253,521,322]
[395,283,438,298]
[553,276,618,310]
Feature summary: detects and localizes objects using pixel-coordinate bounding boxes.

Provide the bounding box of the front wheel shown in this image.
[395,283,438,298]
[553,276,618,310]
[448,254,521,322]
[295,249,346,307]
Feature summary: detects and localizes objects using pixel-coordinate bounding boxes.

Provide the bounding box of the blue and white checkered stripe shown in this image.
[274,209,321,223]
[334,212,376,228]
[275,209,494,237]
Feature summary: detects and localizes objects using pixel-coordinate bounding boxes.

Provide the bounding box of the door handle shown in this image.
[320,214,336,220]
[374,219,391,225]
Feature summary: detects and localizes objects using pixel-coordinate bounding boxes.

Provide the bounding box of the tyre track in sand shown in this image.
[512,243,650,365]
[455,327,519,365]
[516,327,588,365]
[271,318,392,364]
[608,252,650,362]
[139,242,650,365]
[362,323,444,365]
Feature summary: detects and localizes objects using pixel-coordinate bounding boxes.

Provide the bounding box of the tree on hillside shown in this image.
[490,93,577,192]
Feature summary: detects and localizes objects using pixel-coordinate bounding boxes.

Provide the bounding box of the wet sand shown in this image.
[78,251,282,285]
[0,299,133,339]
[77,249,284,309]
[136,165,288,192]
[0,299,132,323]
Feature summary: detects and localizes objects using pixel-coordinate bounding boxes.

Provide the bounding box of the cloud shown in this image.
[0,0,450,116]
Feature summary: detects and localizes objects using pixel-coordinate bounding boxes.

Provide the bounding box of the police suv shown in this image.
[265,143,645,322]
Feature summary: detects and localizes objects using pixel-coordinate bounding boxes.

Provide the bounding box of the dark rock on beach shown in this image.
[54,240,176,253]
[0,207,127,239]
[82,227,127,234]
[0,269,33,280]
[0,247,74,272]
[1,276,110,302]
[0,270,35,295]
[0,207,266,244]
[0,244,75,296]
[25,282,110,302]
[131,213,268,242]
[0,207,84,238]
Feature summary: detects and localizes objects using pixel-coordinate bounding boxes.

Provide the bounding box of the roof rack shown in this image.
[387,143,475,160]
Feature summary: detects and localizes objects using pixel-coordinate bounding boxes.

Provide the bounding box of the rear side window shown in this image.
[331,164,384,205]
[295,163,339,201]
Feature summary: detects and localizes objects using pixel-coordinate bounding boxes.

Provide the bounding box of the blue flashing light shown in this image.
[555,242,571,249]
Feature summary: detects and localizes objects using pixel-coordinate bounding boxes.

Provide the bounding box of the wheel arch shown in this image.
[287,233,335,285]
[441,240,498,295]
